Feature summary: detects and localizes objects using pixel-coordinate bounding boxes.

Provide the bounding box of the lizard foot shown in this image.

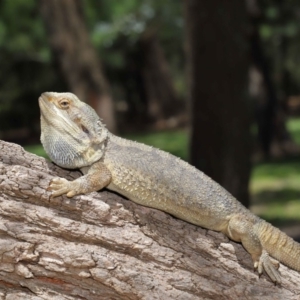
[48,177,78,198]
[254,250,281,284]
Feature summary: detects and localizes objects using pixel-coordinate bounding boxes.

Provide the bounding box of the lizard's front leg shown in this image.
[48,161,112,197]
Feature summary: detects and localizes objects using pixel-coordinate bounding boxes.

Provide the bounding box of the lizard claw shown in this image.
[254,251,281,284]
[48,177,74,197]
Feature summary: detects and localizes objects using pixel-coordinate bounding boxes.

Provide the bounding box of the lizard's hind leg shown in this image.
[226,214,281,283]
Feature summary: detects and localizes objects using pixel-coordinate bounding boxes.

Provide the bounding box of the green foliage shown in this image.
[85,0,182,47]
[287,117,300,144]
[24,144,48,159]
[251,158,300,224]
[126,130,188,160]
[0,0,57,133]
[260,0,300,93]
[83,0,184,90]
[0,0,48,56]
[0,0,185,138]
[250,117,300,224]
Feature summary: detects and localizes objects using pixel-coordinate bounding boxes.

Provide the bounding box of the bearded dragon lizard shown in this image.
[39,92,300,284]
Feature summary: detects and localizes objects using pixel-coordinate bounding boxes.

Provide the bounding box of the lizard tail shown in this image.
[257,220,300,272]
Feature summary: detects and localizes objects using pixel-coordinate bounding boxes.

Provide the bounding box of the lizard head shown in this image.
[39,92,108,169]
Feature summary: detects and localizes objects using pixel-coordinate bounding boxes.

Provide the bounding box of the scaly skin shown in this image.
[39,92,300,284]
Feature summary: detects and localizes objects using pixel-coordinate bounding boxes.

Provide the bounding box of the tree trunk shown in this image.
[0,140,300,299]
[184,0,251,207]
[247,0,300,159]
[139,31,183,128]
[39,0,116,132]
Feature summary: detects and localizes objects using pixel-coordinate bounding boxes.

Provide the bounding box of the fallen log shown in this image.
[0,140,299,299]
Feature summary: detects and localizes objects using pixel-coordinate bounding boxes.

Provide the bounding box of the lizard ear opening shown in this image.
[81,125,90,135]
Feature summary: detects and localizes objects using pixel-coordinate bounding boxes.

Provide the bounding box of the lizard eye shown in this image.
[59,99,70,109]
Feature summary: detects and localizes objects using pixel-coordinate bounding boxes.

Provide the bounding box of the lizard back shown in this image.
[104,134,250,232]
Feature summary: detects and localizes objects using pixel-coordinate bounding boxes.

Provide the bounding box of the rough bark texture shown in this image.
[39,0,116,132]
[0,140,300,300]
[184,0,252,207]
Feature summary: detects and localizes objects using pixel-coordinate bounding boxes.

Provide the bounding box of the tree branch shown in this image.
[0,140,299,299]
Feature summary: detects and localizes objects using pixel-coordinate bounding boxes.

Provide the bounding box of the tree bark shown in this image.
[39,0,116,132]
[0,140,299,299]
[184,0,251,207]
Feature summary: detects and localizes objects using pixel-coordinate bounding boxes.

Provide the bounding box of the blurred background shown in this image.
[1,0,300,239]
